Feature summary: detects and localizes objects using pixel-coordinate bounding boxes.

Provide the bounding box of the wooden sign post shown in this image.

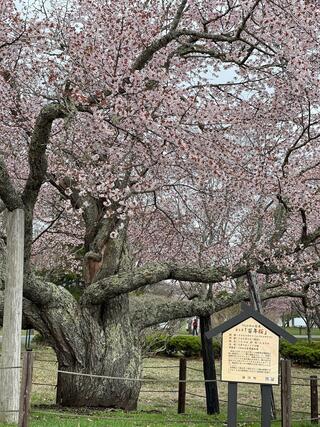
[0,209,24,424]
[206,303,296,427]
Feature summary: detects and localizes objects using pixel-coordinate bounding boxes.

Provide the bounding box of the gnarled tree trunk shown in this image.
[0,225,304,410]
[45,296,142,409]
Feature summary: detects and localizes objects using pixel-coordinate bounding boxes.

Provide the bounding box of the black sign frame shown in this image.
[205,303,296,427]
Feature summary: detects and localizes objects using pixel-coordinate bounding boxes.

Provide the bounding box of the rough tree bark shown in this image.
[54,299,142,409]
[0,8,310,407]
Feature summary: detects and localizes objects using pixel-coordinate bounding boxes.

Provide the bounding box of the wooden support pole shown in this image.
[178,358,186,414]
[0,209,24,424]
[261,384,272,427]
[247,271,276,419]
[200,315,219,414]
[227,382,237,427]
[281,359,292,427]
[18,351,34,427]
[310,375,318,424]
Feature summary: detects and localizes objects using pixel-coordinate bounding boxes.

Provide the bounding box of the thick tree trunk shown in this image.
[52,295,142,409]
[56,359,141,409]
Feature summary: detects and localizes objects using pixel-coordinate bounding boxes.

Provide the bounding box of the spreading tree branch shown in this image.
[0,291,48,330]
[132,0,187,70]
[81,255,318,306]
[81,263,249,306]
[131,286,303,329]
[132,298,216,328]
[21,104,68,265]
[22,103,68,209]
[132,0,263,70]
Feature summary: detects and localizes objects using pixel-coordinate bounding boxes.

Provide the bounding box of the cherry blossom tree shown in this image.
[1,0,320,409]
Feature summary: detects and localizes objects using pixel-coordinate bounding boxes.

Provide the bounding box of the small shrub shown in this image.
[280,340,320,367]
[166,335,202,357]
[144,333,169,354]
[144,334,222,358]
[31,333,46,346]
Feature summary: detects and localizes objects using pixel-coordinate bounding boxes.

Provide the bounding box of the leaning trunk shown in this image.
[46,295,142,409]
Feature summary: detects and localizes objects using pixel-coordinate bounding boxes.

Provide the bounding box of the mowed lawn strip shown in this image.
[0,346,318,426]
[0,410,316,426]
[285,327,320,337]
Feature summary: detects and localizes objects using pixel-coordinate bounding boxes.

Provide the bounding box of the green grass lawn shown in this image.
[285,326,320,336]
[0,346,318,426]
[0,409,316,427]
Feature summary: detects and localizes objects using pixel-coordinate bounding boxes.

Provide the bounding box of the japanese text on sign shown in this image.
[221,317,279,385]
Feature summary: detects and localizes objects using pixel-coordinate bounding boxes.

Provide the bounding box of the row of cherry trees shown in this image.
[0,0,320,408]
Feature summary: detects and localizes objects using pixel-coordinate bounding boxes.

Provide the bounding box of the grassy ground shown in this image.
[286,326,320,336]
[0,346,318,426]
[0,408,317,426]
[4,410,317,427]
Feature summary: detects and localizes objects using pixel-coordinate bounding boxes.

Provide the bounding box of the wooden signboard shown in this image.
[206,303,296,427]
[221,317,279,385]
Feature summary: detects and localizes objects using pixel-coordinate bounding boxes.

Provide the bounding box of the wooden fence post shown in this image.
[281,359,292,427]
[0,209,25,424]
[178,358,187,414]
[18,351,34,427]
[310,375,318,424]
[56,369,62,405]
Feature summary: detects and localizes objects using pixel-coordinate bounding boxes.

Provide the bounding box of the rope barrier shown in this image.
[143,365,179,369]
[169,390,263,411]
[32,382,57,387]
[186,366,221,377]
[56,369,224,383]
[185,391,205,398]
[0,366,21,370]
[185,366,203,372]
[2,350,318,425]
[56,370,147,382]
[291,382,311,386]
[32,351,56,356]
[34,359,57,363]
[236,401,263,410]
[216,398,262,410]
[291,375,319,380]
[140,390,178,393]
